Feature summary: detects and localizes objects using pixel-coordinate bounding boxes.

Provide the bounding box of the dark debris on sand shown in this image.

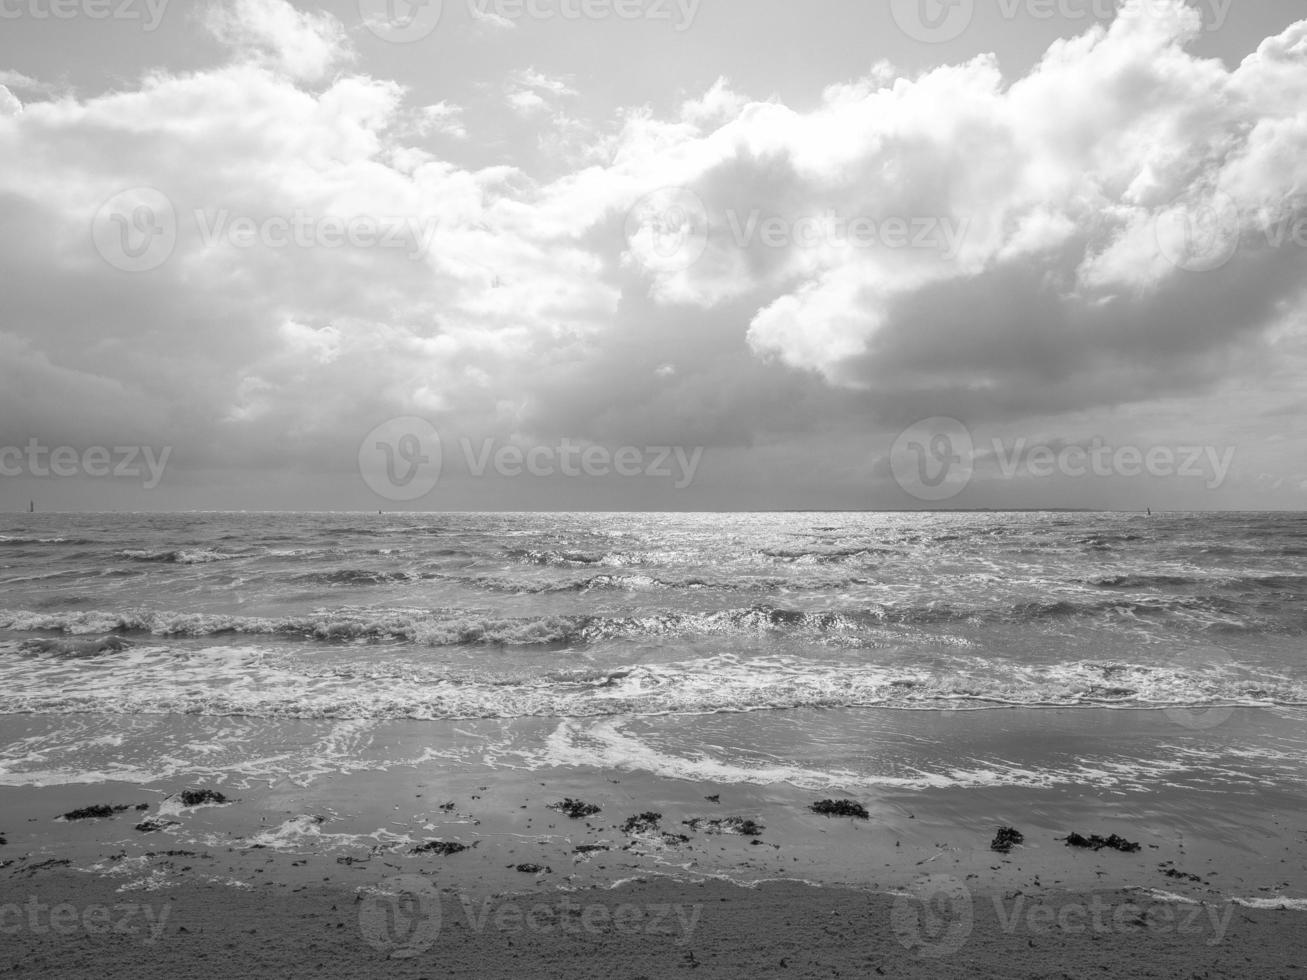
[135,816,180,833]
[621,812,663,834]
[683,816,765,837]
[513,863,552,874]
[61,803,149,821]
[549,799,602,819]
[809,799,870,820]
[411,840,471,856]
[1063,832,1141,853]
[179,789,230,807]
[573,844,610,854]
[990,826,1025,853]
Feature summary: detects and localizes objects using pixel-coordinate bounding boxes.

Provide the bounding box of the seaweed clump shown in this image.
[179,789,229,807]
[990,827,1025,854]
[809,799,870,820]
[411,840,469,856]
[683,816,764,837]
[1063,832,1141,853]
[621,812,663,834]
[514,863,552,874]
[61,803,148,821]
[135,816,180,833]
[549,799,602,819]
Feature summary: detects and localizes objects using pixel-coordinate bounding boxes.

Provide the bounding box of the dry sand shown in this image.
[3,866,1305,979]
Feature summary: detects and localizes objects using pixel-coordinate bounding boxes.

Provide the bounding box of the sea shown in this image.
[1,511,1305,795]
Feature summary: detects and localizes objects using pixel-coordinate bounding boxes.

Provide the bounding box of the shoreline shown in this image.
[4,703,1305,975]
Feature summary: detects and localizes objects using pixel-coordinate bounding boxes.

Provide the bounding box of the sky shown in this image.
[0,0,1305,512]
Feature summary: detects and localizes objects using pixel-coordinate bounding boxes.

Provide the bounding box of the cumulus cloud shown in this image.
[0,0,1304,507]
[204,0,353,82]
[589,2,1307,434]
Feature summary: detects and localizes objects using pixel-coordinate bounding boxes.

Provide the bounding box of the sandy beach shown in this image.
[3,512,1306,976]
[5,861,1306,977]
[4,705,1306,977]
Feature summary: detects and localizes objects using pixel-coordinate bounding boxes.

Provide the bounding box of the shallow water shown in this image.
[1,511,1305,789]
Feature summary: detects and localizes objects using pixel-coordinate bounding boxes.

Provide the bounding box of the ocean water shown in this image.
[2,511,1306,792]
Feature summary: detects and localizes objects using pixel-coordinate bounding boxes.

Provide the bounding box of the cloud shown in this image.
[470,3,517,30]
[505,68,578,116]
[0,0,1304,507]
[506,88,548,116]
[0,86,20,117]
[594,1,1307,430]
[680,77,747,127]
[413,102,469,140]
[204,0,353,83]
[0,70,57,99]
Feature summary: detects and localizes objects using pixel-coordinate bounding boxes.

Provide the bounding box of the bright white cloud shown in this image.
[205,0,353,83]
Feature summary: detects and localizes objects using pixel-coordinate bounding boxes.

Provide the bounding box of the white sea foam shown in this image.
[1230,896,1307,911]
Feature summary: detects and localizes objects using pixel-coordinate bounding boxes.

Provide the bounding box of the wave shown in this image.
[117,549,241,564]
[0,536,94,546]
[507,548,649,567]
[758,547,894,564]
[291,568,439,586]
[1,648,1303,721]
[470,572,793,595]
[0,591,1279,650]
[1089,574,1307,593]
[1089,575,1200,589]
